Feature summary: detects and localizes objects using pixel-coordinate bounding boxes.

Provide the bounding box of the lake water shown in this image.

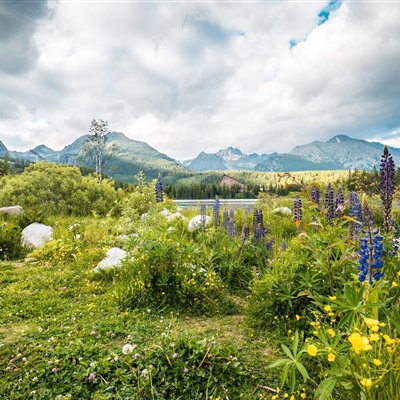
[174,199,258,210]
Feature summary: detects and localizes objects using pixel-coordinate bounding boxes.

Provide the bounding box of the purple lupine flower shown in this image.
[264,223,270,235]
[228,219,237,238]
[281,239,287,251]
[200,202,206,232]
[212,196,220,228]
[380,145,396,234]
[349,192,362,238]
[358,230,384,284]
[311,186,320,207]
[265,238,274,252]
[223,210,229,232]
[155,174,164,203]
[255,223,265,242]
[325,184,334,223]
[241,223,250,242]
[293,196,302,227]
[253,208,264,235]
[335,188,345,217]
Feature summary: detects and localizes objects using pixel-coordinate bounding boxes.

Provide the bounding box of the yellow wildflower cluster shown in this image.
[348,333,372,354]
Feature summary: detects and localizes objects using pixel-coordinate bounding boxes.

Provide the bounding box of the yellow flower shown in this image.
[310,321,316,326]
[290,396,295,400]
[307,344,318,357]
[364,317,380,332]
[392,281,398,287]
[328,353,335,362]
[329,296,337,301]
[284,394,289,398]
[383,334,396,345]
[373,359,382,366]
[387,346,394,353]
[348,333,372,354]
[296,315,300,321]
[360,378,372,387]
[301,393,307,399]
[288,329,292,334]
[369,333,380,342]
[272,396,278,400]
[397,271,400,276]
[327,328,336,337]
[324,305,332,312]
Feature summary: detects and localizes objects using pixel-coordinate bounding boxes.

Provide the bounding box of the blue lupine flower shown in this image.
[241,223,250,242]
[358,231,384,284]
[380,145,396,234]
[349,192,362,237]
[311,186,320,207]
[200,202,206,232]
[223,210,229,232]
[155,174,163,203]
[255,223,265,241]
[212,196,220,228]
[228,219,237,238]
[293,196,302,226]
[335,188,345,217]
[325,184,334,223]
[265,238,274,252]
[281,239,287,251]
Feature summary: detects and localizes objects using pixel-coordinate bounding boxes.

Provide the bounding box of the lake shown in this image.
[174,199,258,210]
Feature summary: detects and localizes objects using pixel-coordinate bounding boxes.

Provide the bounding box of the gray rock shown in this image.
[0,206,23,215]
[273,207,292,215]
[21,223,53,248]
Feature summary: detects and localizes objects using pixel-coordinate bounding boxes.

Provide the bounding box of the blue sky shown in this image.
[0,0,400,161]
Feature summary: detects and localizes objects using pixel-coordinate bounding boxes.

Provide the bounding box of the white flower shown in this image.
[122,344,134,354]
[141,368,148,377]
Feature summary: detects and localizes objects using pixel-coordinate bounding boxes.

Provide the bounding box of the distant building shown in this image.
[219,174,246,190]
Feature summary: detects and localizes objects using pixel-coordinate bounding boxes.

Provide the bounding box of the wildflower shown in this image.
[348,333,372,354]
[88,373,95,381]
[228,219,237,238]
[380,146,396,234]
[360,378,373,387]
[307,344,318,357]
[301,393,307,399]
[172,353,178,359]
[149,364,154,370]
[183,367,189,373]
[200,203,206,232]
[223,210,229,232]
[141,368,148,377]
[369,333,380,342]
[327,353,335,362]
[327,328,336,337]
[364,317,380,331]
[295,315,300,321]
[265,237,274,252]
[155,174,163,203]
[392,281,398,287]
[311,186,320,207]
[329,296,336,301]
[325,184,335,223]
[134,353,140,359]
[52,367,57,373]
[293,196,302,228]
[122,344,134,355]
[324,305,332,312]
[335,188,345,217]
[241,223,250,242]
[349,192,362,237]
[373,359,382,366]
[90,331,95,336]
[212,196,220,227]
[255,223,265,241]
[383,334,395,345]
[282,239,287,251]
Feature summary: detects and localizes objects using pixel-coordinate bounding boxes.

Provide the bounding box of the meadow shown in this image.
[0,155,400,399]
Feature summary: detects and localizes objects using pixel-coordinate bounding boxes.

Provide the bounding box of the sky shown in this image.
[1,0,400,161]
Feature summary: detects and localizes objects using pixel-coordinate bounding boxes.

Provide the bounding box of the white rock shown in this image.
[188,215,212,232]
[21,223,53,248]
[167,212,188,222]
[0,206,23,215]
[94,247,128,273]
[273,207,292,215]
[160,208,170,217]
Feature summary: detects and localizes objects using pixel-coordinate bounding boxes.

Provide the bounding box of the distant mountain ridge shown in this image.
[1,134,399,180]
[185,135,400,172]
[0,132,189,183]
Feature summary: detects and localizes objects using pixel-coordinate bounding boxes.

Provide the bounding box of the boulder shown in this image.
[273,207,292,215]
[0,206,23,215]
[188,215,212,232]
[94,247,128,273]
[21,223,53,248]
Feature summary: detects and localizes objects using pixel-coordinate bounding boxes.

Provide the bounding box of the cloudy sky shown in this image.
[1,0,400,161]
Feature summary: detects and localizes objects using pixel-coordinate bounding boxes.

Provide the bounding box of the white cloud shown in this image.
[1,1,400,161]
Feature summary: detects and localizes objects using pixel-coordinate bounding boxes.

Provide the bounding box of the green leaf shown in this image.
[292,330,299,356]
[281,364,290,388]
[290,366,296,393]
[267,358,292,369]
[314,377,337,400]
[295,362,309,382]
[281,344,294,360]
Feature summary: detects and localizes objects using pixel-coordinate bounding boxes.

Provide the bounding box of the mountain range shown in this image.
[0,133,398,183]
